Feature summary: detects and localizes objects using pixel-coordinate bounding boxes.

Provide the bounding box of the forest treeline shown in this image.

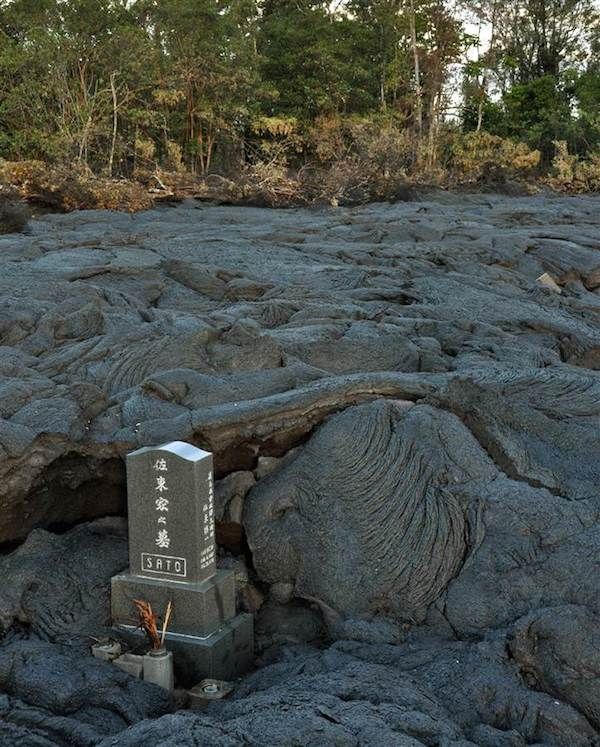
[1,0,600,208]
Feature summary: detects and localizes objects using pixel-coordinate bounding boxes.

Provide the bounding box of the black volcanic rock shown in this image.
[1,194,600,744]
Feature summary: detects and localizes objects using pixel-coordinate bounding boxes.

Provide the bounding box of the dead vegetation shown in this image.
[134,600,161,650]
[0,185,30,233]
[134,599,173,650]
[546,141,600,193]
[0,129,595,216]
[445,131,541,187]
[0,160,152,213]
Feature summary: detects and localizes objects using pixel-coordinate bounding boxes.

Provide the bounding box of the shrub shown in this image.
[547,141,600,193]
[446,131,541,185]
[238,162,305,207]
[0,185,30,234]
[577,152,600,192]
[306,117,419,204]
[0,160,152,212]
[86,179,153,212]
[165,140,185,173]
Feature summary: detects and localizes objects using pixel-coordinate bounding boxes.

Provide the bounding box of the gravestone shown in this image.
[125,441,216,583]
[111,441,253,685]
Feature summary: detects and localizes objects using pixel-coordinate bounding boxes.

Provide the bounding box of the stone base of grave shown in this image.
[115,613,254,687]
[111,570,236,638]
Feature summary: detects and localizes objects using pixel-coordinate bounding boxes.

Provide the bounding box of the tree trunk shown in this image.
[78,113,93,167]
[77,61,91,167]
[108,72,118,178]
[379,23,387,111]
[409,0,423,139]
[133,123,138,177]
[186,81,195,174]
[197,128,205,176]
[476,0,499,132]
[427,89,441,168]
[205,133,215,175]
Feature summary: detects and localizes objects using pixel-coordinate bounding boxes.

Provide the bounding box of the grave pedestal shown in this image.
[116,613,254,687]
[111,570,236,638]
[110,441,253,685]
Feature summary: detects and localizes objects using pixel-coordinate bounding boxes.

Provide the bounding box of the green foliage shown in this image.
[0,0,260,175]
[501,77,574,161]
[461,98,506,135]
[461,0,600,167]
[0,0,599,193]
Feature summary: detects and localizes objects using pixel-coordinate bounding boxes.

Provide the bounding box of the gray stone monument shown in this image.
[111,441,253,685]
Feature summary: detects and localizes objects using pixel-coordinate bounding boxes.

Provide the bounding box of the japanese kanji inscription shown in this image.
[125,441,216,583]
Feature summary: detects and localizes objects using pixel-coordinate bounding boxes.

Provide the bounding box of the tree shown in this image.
[497,0,597,85]
[0,0,157,170]
[348,1,462,138]
[142,0,261,175]
[258,0,370,120]
[461,0,600,161]
[461,0,501,132]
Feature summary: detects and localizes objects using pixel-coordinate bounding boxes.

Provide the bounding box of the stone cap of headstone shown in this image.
[126,441,217,585]
[150,441,212,461]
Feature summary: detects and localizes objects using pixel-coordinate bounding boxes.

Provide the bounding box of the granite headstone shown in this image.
[125,441,216,583]
[111,441,253,685]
